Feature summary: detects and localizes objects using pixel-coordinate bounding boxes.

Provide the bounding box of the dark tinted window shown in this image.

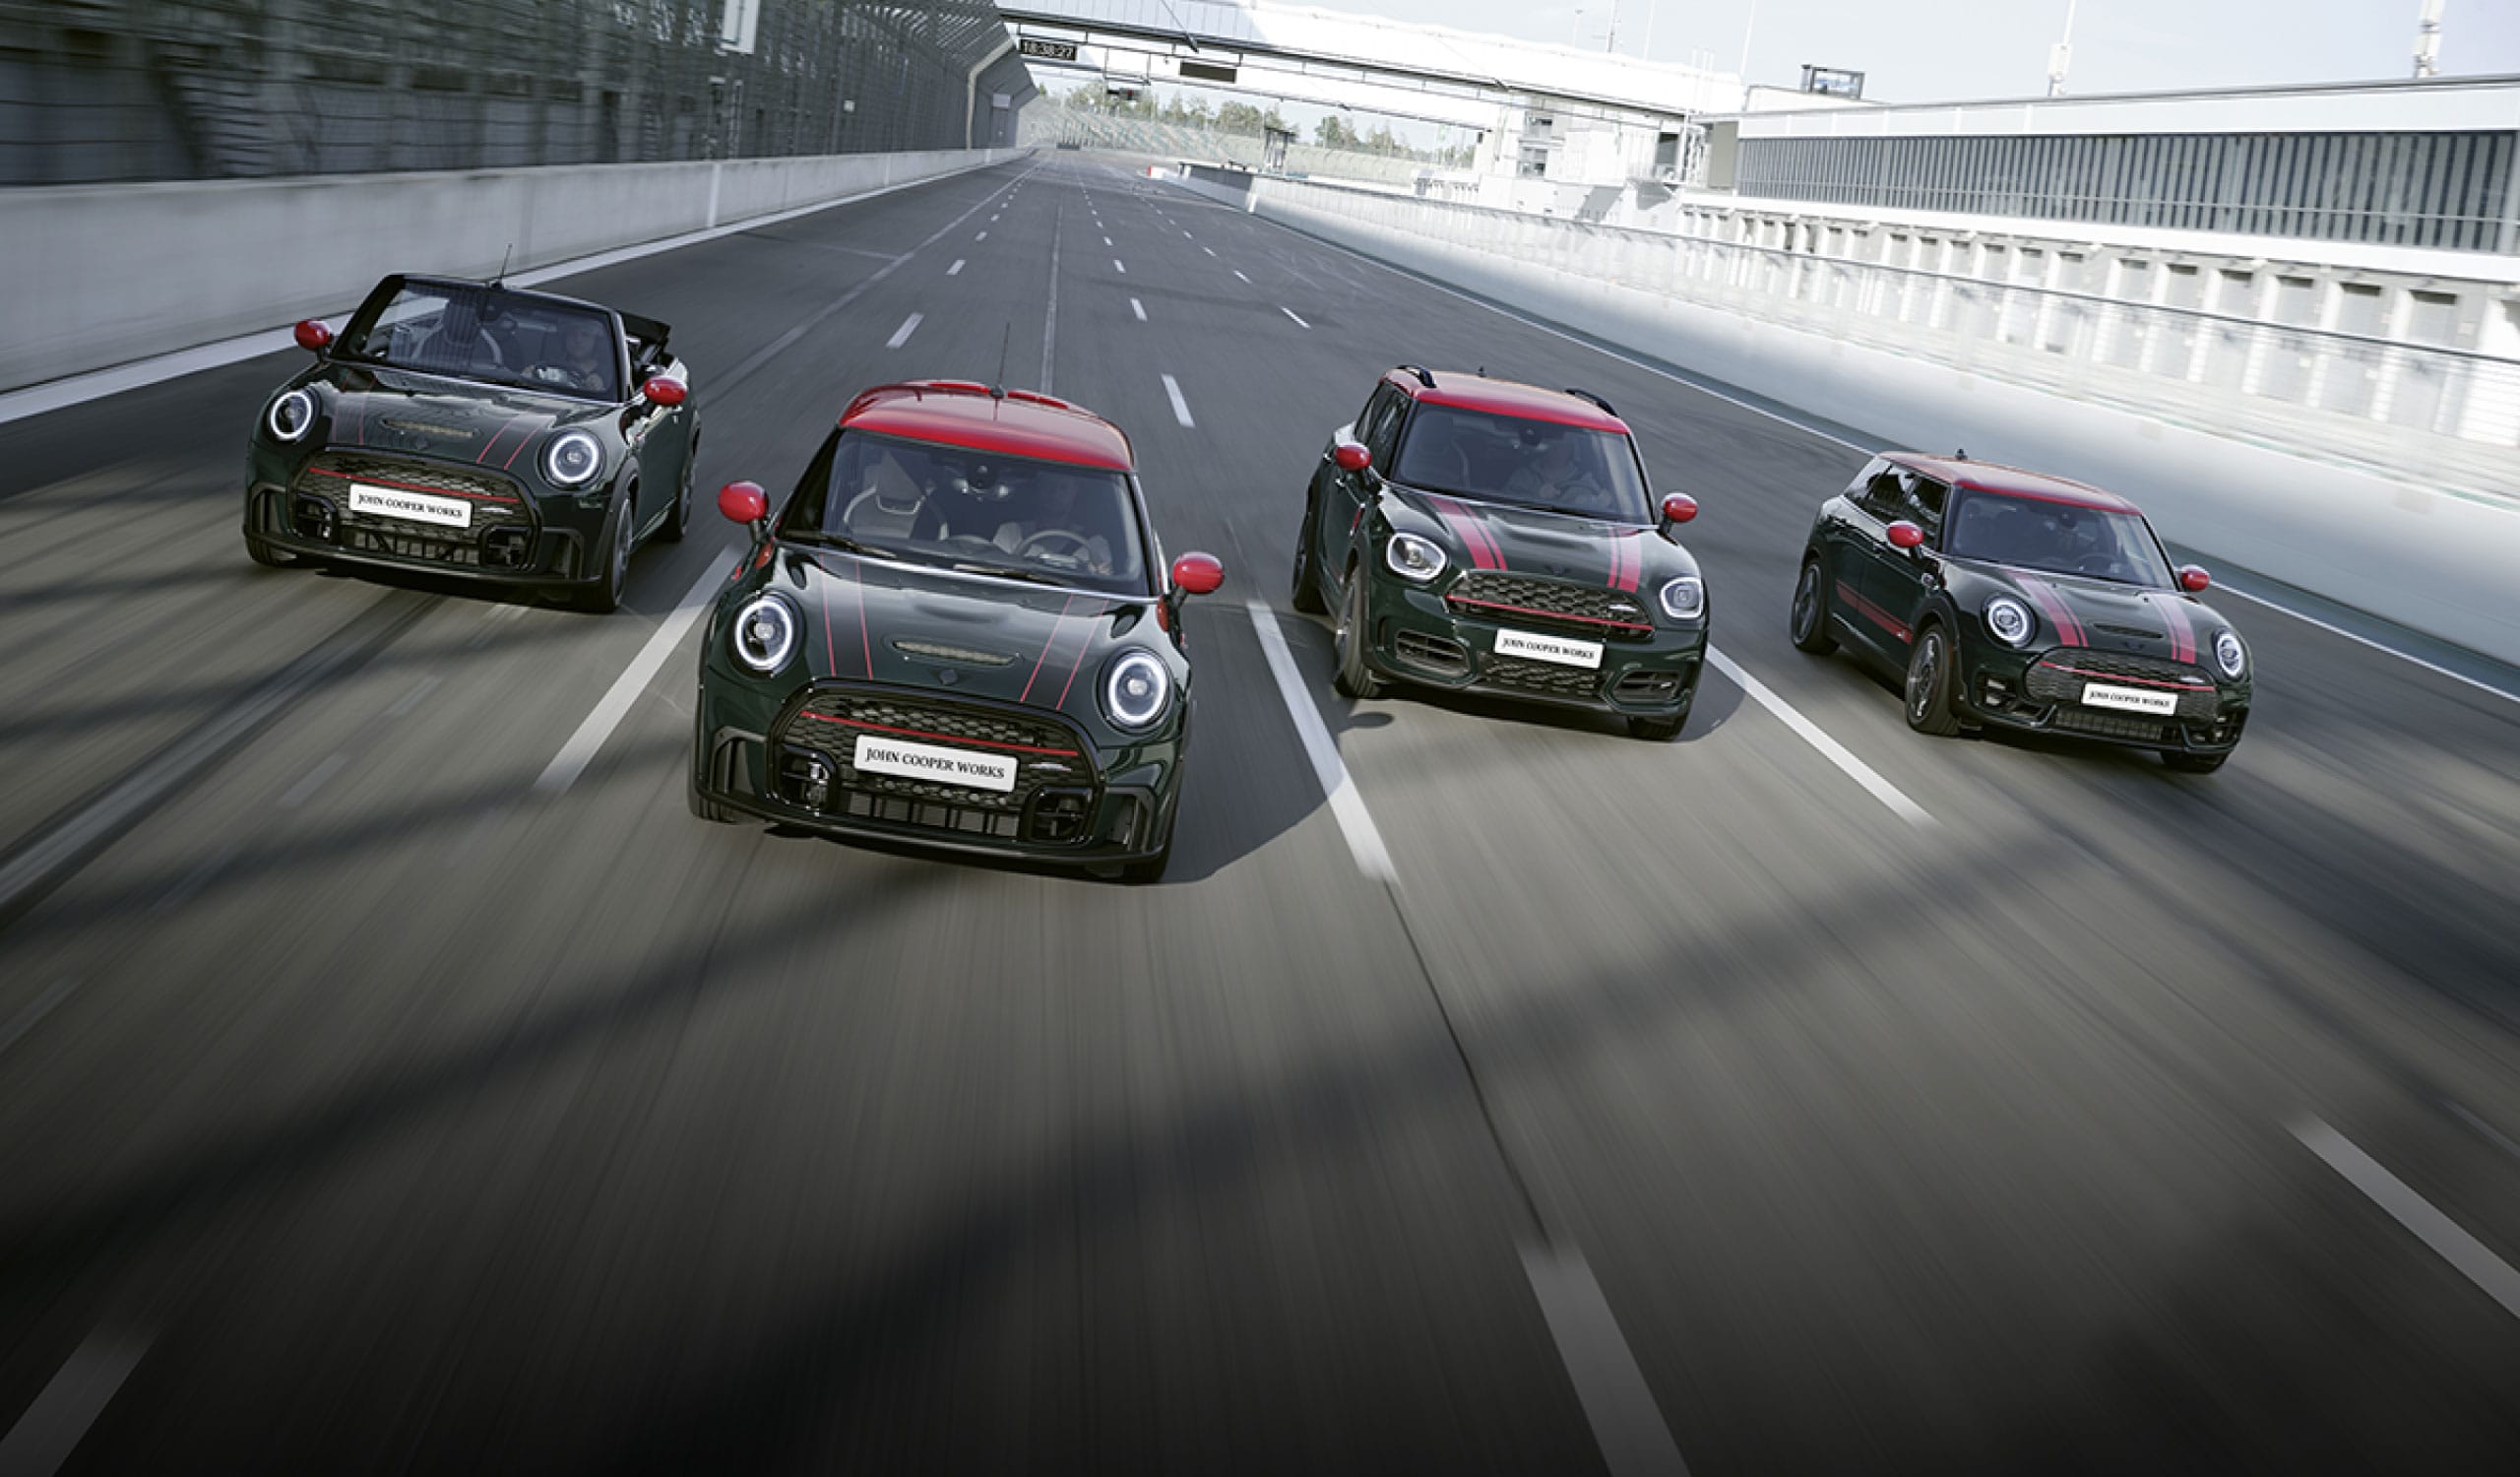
[1389,406,1652,522]
[782,430,1149,596]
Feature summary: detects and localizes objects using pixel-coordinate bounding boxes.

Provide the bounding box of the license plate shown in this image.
[348,482,471,529]
[2081,682,2180,716]
[852,734,1017,794]
[1494,628,1603,670]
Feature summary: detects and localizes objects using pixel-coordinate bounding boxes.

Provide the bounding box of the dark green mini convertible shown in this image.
[690,380,1225,881]
[243,273,699,612]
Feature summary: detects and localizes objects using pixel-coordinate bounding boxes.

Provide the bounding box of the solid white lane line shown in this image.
[1705,648,1936,827]
[0,1325,154,1477]
[2295,1117,2520,1318]
[948,258,965,276]
[1113,259,1127,274]
[0,158,1034,426]
[1233,269,1251,283]
[1282,307,1310,329]
[1246,601,1396,881]
[2212,583,2520,708]
[885,312,922,350]
[277,751,349,810]
[1523,1245,1692,1477]
[1131,298,1146,321]
[0,979,75,1060]
[381,673,442,719]
[1162,373,1194,427]
[534,560,729,796]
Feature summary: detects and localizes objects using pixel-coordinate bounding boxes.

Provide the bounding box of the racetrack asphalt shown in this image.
[2,154,2518,1474]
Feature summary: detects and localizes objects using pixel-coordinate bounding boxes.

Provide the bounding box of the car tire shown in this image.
[1291,498,1327,613]
[1627,713,1685,741]
[569,483,636,614]
[1789,558,1838,655]
[2163,749,2230,775]
[657,437,695,544]
[244,533,300,569]
[1332,566,1383,700]
[1904,622,1962,736]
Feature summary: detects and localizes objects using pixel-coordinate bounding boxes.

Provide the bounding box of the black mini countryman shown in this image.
[1292,366,1709,739]
[1791,453,2252,772]
[691,380,1226,882]
[244,274,700,612]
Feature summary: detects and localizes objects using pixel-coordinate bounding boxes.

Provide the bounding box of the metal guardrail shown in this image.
[0,0,1015,185]
[1255,177,2520,501]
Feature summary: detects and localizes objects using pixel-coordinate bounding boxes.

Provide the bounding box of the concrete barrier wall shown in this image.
[1241,176,2520,667]
[1,148,1024,393]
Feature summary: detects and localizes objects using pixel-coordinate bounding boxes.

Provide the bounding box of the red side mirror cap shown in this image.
[1170,551,1225,596]
[1886,520,1925,550]
[2177,564,2211,593]
[718,481,767,525]
[642,375,687,407]
[293,319,334,353]
[1333,442,1372,474]
[1661,493,1698,525]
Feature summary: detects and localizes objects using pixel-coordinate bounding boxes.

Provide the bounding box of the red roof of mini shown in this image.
[1387,369,1629,433]
[1887,453,2143,515]
[840,381,1135,471]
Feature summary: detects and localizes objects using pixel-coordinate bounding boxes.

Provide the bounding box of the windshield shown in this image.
[1944,491,2175,587]
[1389,405,1651,522]
[782,430,1151,597]
[339,281,622,402]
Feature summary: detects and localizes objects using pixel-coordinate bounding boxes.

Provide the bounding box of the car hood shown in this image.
[308,362,609,465]
[1964,560,2235,667]
[1384,484,1690,591]
[768,546,1157,708]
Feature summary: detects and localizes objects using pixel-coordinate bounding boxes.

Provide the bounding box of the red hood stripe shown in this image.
[2016,577,2086,646]
[2152,594,2197,665]
[1427,495,1505,571]
[1019,596,1075,704]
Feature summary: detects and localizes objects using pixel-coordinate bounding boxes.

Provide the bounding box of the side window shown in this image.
[1843,457,1889,498]
[1359,385,1407,466]
[1854,466,1906,522]
[1902,476,1949,545]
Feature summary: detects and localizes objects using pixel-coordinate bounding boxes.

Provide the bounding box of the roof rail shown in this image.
[1560,387,1617,417]
[1394,363,1437,388]
[1004,388,1077,411]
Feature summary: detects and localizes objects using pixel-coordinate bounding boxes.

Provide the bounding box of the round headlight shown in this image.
[267,388,317,443]
[729,593,799,674]
[1658,576,1705,621]
[1102,648,1173,731]
[1984,595,2035,648]
[541,429,604,489]
[1386,532,1446,583]
[2214,629,2246,678]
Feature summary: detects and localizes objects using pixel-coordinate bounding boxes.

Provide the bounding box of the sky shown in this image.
[1305,0,2520,102]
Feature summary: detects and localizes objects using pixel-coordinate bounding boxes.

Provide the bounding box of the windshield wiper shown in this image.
[782,530,901,560]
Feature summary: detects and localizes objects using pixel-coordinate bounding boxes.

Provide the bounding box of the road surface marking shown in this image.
[947,258,965,276]
[1233,269,1250,283]
[534,561,728,796]
[975,230,987,240]
[1102,235,1112,247]
[1203,246,1217,256]
[2295,1117,2520,1319]
[0,979,75,1060]
[1162,373,1194,427]
[1131,298,1146,321]
[1113,258,1127,274]
[1706,648,1936,827]
[0,1325,154,1477]
[1283,307,1309,328]
[1246,601,1395,882]
[1041,208,1060,395]
[886,312,922,349]
[277,751,349,809]
[2211,584,2520,708]
[1523,1245,1691,1477]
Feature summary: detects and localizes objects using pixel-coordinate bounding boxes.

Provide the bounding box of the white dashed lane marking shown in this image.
[1162,373,1194,427]
[1245,602,1394,882]
[2296,1118,2520,1318]
[1282,307,1310,329]
[948,258,964,276]
[885,312,922,349]
[1131,298,1146,321]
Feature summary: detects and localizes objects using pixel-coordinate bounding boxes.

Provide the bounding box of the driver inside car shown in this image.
[536,315,613,395]
[1501,429,1615,515]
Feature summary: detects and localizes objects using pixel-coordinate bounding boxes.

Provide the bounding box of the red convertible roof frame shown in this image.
[840,381,1135,472]
[1889,453,2144,515]
[1386,368,1630,433]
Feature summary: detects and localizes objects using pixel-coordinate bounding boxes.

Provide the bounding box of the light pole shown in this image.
[2413,0,2444,79]
[2047,0,2079,97]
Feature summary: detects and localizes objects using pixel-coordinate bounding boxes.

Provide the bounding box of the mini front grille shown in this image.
[841,791,1024,838]
[300,451,526,506]
[2052,707,2177,743]
[289,451,536,567]
[2026,647,2221,723]
[1394,629,1471,676]
[779,687,1094,829]
[1447,572,1653,638]
[1484,655,1600,699]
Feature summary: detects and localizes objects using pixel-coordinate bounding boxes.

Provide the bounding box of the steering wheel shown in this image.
[1017,529,1098,567]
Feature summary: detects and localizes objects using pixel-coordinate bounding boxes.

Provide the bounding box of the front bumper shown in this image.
[1959,646,2250,755]
[693,676,1182,867]
[1364,578,1706,716]
[244,444,607,587]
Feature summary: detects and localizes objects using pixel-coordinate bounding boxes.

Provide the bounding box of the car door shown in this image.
[1821,462,1907,656]
[1323,383,1406,594]
[627,348,692,535]
[1846,469,1948,654]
